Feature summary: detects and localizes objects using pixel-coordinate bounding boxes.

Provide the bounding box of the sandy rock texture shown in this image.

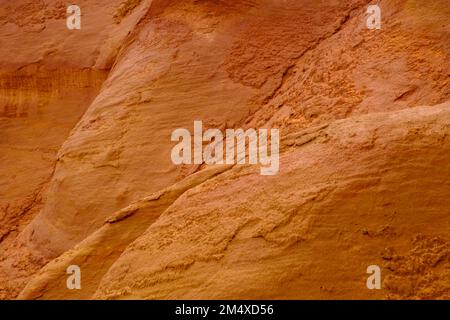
[1,0,449,299]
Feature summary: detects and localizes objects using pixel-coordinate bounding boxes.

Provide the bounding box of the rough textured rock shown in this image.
[0,0,149,298]
[0,0,449,299]
[93,102,450,300]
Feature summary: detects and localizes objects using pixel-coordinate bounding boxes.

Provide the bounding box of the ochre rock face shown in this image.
[1,0,449,299]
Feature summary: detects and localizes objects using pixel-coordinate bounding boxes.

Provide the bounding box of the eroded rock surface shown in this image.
[0,0,449,299]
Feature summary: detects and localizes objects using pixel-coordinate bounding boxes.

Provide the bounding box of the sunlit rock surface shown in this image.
[0,0,449,299]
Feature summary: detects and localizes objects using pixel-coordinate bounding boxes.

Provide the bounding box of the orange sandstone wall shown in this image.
[0,0,449,299]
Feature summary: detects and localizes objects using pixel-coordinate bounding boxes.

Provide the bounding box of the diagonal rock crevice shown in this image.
[18,164,232,299]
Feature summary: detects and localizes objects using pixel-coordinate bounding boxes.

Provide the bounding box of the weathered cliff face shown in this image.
[93,102,450,300]
[1,0,449,299]
[0,0,147,298]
